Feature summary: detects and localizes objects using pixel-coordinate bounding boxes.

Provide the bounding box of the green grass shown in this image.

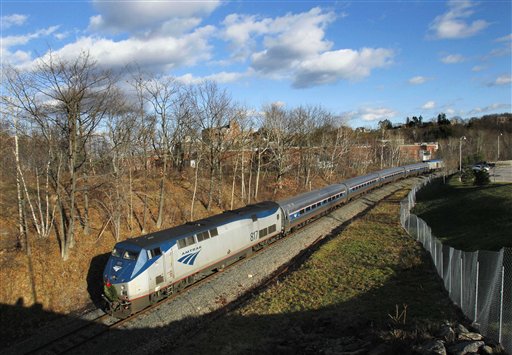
[412,176,512,251]
[171,189,461,354]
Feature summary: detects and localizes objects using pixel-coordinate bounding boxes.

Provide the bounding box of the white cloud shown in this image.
[220,8,393,88]
[472,65,485,72]
[1,26,60,67]
[89,0,220,35]
[468,103,511,115]
[495,33,512,42]
[428,0,488,39]
[344,107,397,122]
[293,48,394,88]
[250,8,336,74]
[28,25,215,72]
[1,14,28,29]
[422,101,436,110]
[408,76,428,85]
[492,75,512,86]
[441,54,465,64]
[176,70,250,85]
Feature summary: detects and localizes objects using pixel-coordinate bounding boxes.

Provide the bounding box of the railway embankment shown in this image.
[8,176,504,354]
[47,176,464,354]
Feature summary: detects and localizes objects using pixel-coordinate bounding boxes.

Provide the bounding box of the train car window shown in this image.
[123,250,138,260]
[300,209,305,215]
[269,224,277,233]
[111,248,122,258]
[306,207,311,212]
[197,231,210,242]
[251,214,258,222]
[185,235,196,246]
[210,228,218,237]
[177,239,187,249]
[276,214,279,220]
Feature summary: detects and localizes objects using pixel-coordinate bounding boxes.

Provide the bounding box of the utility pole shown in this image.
[459,136,466,172]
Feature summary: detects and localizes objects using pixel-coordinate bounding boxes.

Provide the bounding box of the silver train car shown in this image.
[103,161,438,317]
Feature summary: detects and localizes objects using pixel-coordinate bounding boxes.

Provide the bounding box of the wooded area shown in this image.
[0,52,510,311]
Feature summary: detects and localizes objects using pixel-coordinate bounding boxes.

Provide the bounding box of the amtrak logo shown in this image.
[178,250,201,265]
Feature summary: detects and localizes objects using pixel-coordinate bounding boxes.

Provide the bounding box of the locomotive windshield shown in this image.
[123,250,138,260]
[111,247,139,261]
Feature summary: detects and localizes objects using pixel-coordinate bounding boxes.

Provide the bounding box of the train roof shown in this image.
[118,201,280,250]
[378,167,405,175]
[277,184,346,212]
[341,172,380,188]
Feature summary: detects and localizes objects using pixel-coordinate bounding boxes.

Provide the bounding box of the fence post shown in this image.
[460,256,464,308]
[474,260,479,322]
[499,265,504,344]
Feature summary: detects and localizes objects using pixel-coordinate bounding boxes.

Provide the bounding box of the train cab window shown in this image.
[251,214,258,222]
[147,247,162,259]
[111,248,122,258]
[210,228,218,237]
[185,235,196,246]
[123,250,138,260]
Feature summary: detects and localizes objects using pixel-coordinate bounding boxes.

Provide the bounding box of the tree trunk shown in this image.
[14,115,26,250]
[190,158,201,220]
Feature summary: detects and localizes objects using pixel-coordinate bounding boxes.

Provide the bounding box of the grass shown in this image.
[412,176,512,251]
[171,189,461,354]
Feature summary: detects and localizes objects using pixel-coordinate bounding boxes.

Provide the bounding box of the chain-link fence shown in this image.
[401,176,511,351]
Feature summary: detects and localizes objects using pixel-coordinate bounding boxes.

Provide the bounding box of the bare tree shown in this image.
[189,81,236,210]
[261,103,296,196]
[143,76,181,228]
[4,51,117,260]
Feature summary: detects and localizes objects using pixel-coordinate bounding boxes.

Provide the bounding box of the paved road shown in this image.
[491,160,512,183]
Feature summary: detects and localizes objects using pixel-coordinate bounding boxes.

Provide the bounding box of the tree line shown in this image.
[1,51,510,261]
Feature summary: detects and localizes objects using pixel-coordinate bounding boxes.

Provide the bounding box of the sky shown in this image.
[1,0,511,128]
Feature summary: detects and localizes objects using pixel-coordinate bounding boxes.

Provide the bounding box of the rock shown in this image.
[437,324,455,342]
[416,339,447,355]
[481,345,494,354]
[457,332,483,341]
[455,324,469,335]
[446,340,484,355]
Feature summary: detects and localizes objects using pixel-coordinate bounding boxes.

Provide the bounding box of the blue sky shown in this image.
[1,0,511,128]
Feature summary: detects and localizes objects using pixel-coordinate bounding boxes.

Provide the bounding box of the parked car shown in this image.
[472,164,490,172]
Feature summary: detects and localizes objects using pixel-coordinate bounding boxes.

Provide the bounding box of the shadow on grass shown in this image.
[413,178,512,251]
[86,252,111,309]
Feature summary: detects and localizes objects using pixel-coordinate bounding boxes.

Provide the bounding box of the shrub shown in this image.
[460,168,474,185]
[474,170,490,186]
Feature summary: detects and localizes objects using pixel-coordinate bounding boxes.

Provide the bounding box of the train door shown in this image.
[147,247,165,292]
[164,250,174,283]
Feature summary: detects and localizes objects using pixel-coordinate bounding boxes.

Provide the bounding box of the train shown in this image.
[102,160,443,318]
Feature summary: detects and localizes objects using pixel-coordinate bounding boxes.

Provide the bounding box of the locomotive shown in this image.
[103,161,440,318]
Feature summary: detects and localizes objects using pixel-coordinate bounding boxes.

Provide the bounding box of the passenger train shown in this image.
[102,160,443,318]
